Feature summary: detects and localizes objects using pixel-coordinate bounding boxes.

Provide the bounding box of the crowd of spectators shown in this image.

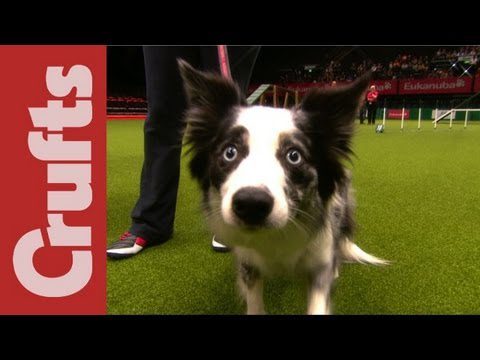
[434,46,479,62]
[108,47,480,107]
[322,60,371,82]
[380,54,430,79]
[278,47,480,84]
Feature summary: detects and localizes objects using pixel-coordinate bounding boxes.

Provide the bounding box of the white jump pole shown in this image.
[449,109,453,129]
[464,110,469,129]
[401,107,405,130]
[418,107,422,130]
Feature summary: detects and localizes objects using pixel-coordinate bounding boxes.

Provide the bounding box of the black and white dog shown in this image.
[179,60,387,315]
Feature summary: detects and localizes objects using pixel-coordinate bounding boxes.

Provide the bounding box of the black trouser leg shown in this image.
[129,46,259,243]
[228,46,261,95]
[371,104,377,125]
[129,46,202,242]
[367,103,377,124]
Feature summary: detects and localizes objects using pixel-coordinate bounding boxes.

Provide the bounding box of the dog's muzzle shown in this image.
[232,186,274,227]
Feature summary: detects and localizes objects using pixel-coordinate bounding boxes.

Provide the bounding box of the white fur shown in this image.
[221,106,296,228]
[307,289,330,315]
[303,218,334,270]
[201,106,386,314]
[238,276,265,315]
[208,192,312,275]
[339,239,389,266]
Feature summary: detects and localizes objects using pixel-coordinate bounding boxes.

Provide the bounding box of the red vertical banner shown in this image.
[0,46,106,314]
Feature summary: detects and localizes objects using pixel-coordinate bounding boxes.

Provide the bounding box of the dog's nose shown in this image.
[232,187,274,226]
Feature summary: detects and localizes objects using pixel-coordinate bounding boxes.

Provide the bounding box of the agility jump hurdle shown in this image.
[433,108,480,129]
[248,84,300,108]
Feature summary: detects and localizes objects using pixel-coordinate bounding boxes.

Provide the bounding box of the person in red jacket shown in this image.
[366,84,379,124]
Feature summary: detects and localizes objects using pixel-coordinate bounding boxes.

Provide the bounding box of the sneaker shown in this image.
[211,235,230,253]
[107,232,148,259]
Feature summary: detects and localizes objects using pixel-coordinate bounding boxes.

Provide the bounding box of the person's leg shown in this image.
[108,46,201,259]
[198,46,261,95]
[227,46,261,95]
[130,46,194,239]
[372,104,377,125]
[108,46,261,258]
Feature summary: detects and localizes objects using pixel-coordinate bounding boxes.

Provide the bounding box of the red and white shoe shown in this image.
[107,232,148,259]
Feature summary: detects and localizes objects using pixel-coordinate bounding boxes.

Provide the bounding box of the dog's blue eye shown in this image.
[223,145,238,161]
[286,149,302,165]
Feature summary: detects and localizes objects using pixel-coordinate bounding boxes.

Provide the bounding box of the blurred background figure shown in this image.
[366,84,379,125]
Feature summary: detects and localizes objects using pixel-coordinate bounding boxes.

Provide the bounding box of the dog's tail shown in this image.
[338,239,389,266]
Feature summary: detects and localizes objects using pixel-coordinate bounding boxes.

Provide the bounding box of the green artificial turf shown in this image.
[107,119,480,314]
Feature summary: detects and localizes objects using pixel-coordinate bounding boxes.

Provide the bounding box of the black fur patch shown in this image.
[276,133,315,189]
[337,174,355,238]
[178,60,247,193]
[276,132,317,214]
[294,73,371,201]
[210,126,249,190]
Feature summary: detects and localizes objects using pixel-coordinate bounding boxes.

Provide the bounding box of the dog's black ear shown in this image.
[298,73,371,201]
[299,72,371,160]
[300,71,371,124]
[178,59,245,189]
[178,59,245,111]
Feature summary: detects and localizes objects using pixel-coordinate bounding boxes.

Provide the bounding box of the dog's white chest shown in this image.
[231,224,333,274]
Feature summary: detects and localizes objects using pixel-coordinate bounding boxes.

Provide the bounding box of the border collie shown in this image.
[178,60,388,315]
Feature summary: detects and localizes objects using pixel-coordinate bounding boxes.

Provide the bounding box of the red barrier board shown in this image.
[387,109,410,119]
[0,46,106,314]
[284,82,325,92]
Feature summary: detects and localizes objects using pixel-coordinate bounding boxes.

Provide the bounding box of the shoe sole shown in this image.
[107,250,141,260]
[211,235,230,253]
[211,244,231,253]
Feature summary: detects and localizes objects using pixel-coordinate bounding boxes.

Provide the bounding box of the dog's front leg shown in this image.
[238,262,265,315]
[307,265,335,315]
